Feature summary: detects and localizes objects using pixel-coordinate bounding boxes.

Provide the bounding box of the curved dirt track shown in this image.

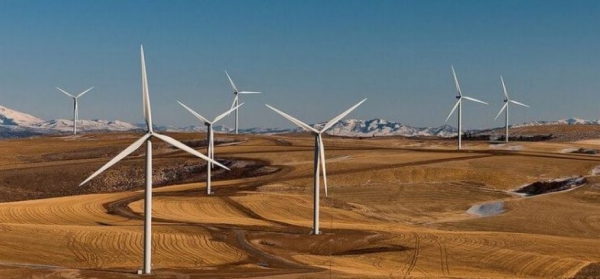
[0,133,598,278]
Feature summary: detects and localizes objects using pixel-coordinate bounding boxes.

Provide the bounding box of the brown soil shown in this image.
[0,131,598,278]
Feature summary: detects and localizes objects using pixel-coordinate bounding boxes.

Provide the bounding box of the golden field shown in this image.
[0,126,598,278]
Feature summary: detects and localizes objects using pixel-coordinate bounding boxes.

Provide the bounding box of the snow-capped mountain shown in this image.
[154,125,298,135]
[1,104,600,139]
[0,105,141,137]
[512,117,600,128]
[34,119,140,132]
[315,119,458,137]
[0,105,44,126]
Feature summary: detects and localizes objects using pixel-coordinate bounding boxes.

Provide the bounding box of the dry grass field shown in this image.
[0,125,598,278]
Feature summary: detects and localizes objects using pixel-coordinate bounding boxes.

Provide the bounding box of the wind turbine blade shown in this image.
[56,87,75,98]
[177,101,210,123]
[230,95,238,110]
[451,66,462,96]
[141,45,153,132]
[265,104,319,133]
[500,76,509,100]
[494,103,508,120]
[80,133,151,186]
[153,133,229,170]
[510,100,530,108]
[462,96,489,105]
[318,135,328,197]
[445,100,461,122]
[238,91,261,94]
[224,70,239,92]
[321,98,367,132]
[214,103,244,124]
[77,86,94,98]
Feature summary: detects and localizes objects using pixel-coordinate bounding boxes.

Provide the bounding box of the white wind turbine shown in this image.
[177,101,243,195]
[56,86,94,134]
[266,98,367,234]
[80,45,229,275]
[225,71,261,134]
[445,66,489,150]
[494,76,529,143]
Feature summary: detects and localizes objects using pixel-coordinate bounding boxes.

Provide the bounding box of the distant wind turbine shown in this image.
[177,101,243,194]
[80,45,229,275]
[445,66,488,150]
[494,76,529,143]
[266,98,367,234]
[56,86,94,134]
[224,71,260,134]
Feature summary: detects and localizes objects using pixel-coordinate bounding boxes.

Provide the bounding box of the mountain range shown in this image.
[0,104,596,139]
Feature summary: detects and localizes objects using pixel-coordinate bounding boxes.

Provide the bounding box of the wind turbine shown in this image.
[56,86,94,134]
[177,101,243,195]
[224,71,260,134]
[79,45,229,275]
[445,66,489,150]
[266,98,367,235]
[494,76,529,143]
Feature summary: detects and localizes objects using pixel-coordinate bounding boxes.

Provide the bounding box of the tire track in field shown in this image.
[100,178,322,275]
[433,235,450,276]
[233,230,312,270]
[404,232,420,276]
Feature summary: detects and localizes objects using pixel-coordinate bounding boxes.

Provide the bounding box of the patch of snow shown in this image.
[467,201,504,217]
[488,144,522,151]
[559,147,579,153]
[513,176,586,197]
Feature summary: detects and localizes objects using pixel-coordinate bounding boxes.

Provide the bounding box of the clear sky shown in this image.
[0,0,599,129]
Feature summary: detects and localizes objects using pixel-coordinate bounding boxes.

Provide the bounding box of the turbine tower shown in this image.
[56,86,94,134]
[494,76,529,143]
[224,71,260,134]
[266,98,367,235]
[177,101,243,194]
[445,66,488,150]
[80,45,229,275]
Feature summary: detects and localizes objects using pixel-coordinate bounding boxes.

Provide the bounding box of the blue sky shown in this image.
[0,0,599,129]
